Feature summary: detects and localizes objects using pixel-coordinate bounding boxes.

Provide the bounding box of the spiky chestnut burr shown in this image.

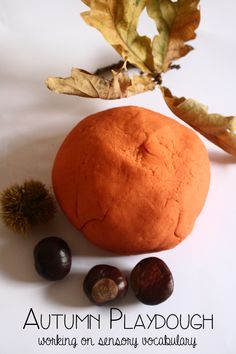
[0,180,56,233]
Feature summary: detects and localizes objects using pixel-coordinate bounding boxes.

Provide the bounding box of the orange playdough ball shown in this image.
[52,106,210,254]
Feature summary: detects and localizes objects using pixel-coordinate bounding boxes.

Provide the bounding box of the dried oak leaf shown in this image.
[46,68,155,99]
[146,0,200,72]
[161,87,236,156]
[81,0,154,73]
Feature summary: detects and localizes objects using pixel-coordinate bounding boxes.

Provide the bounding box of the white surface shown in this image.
[0,1,236,353]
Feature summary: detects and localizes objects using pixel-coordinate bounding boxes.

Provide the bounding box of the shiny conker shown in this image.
[83,264,128,305]
[34,237,71,280]
[130,257,174,305]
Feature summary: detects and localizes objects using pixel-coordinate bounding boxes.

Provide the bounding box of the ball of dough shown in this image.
[52,106,210,254]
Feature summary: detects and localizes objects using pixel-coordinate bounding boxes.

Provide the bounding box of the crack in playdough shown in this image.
[174,208,182,239]
[79,208,110,231]
[162,197,182,242]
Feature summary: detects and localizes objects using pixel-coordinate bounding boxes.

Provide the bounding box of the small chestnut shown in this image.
[130,257,174,305]
[34,237,71,281]
[83,264,128,305]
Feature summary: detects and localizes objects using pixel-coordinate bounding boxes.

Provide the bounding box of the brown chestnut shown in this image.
[83,265,128,305]
[130,257,174,305]
[34,237,71,281]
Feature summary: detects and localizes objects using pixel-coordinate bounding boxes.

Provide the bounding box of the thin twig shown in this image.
[94,60,138,76]
[94,60,162,85]
[153,73,162,85]
[169,64,181,70]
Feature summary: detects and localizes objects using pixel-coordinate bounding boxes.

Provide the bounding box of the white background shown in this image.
[0,1,236,353]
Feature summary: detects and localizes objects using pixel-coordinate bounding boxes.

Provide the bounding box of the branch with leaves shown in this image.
[45,0,236,157]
